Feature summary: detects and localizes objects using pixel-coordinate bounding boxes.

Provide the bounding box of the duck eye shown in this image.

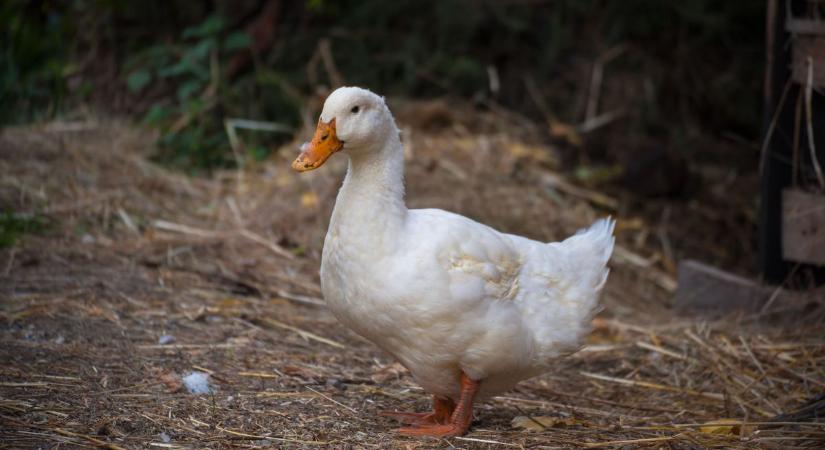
[351,106,360,114]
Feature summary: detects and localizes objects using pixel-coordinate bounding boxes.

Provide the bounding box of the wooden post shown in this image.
[760,0,825,284]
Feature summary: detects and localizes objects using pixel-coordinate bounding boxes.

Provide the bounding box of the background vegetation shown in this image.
[2,0,764,172]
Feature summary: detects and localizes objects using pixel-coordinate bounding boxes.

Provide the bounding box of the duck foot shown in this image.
[395,372,479,438]
[381,396,455,425]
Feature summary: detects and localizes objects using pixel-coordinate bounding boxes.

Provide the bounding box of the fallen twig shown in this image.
[261,318,345,349]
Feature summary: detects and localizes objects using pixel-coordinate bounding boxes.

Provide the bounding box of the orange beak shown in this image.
[292,118,343,172]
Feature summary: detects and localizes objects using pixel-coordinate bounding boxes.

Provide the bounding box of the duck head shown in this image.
[292,87,398,172]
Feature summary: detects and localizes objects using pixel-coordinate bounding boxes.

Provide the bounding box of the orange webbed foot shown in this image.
[381,395,455,426]
[393,373,479,438]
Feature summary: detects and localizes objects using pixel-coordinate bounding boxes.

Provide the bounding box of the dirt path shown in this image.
[1,125,822,448]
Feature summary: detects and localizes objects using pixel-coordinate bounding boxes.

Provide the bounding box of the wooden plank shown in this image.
[791,36,825,88]
[786,18,825,35]
[674,260,791,312]
[782,189,825,265]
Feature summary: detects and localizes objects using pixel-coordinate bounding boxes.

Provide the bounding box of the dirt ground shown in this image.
[1,122,824,449]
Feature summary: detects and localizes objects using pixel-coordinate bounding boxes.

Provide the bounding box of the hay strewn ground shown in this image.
[1,121,823,449]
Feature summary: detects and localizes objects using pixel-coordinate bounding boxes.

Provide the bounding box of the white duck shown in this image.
[292,87,615,437]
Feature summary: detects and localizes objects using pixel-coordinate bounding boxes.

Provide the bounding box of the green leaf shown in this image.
[160,57,209,81]
[126,69,152,92]
[307,0,325,11]
[249,145,269,161]
[143,104,172,125]
[158,60,191,78]
[177,80,203,101]
[188,38,215,61]
[182,15,224,39]
[0,211,47,248]
[223,32,252,51]
[184,98,204,114]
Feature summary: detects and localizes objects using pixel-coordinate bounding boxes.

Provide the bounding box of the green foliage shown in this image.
[593,1,764,134]
[126,70,152,92]
[0,1,70,125]
[125,14,264,171]
[2,0,765,171]
[0,212,47,248]
[224,33,253,52]
[261,0,762,136]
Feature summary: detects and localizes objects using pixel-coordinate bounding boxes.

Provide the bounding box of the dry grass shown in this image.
[0,119,823,449]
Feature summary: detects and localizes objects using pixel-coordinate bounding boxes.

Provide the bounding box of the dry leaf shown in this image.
[505,141,556,165]
[158,372,183,393]
[587,318,624,344]
[301,192,319,207]
[226,336,251,346]
[217,298,245,308]
[512,415,584,431]
[698,419,754,436]
[282,365,321,379]
[615,216,646,232]
[548,120,582,147]
[275,172,293,187]
[213,297,246,316]
[776,352,796,362]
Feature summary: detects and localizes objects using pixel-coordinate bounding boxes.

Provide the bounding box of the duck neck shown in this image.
[330,135,407,246]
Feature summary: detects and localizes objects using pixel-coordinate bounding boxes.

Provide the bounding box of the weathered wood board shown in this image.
[782,189,825,266]
[788,19,825,88]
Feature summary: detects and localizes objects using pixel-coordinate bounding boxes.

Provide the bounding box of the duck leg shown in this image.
[397,372,479,437]
[381,396,455,425]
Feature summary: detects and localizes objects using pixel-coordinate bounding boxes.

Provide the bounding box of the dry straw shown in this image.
[0,121,823,448]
